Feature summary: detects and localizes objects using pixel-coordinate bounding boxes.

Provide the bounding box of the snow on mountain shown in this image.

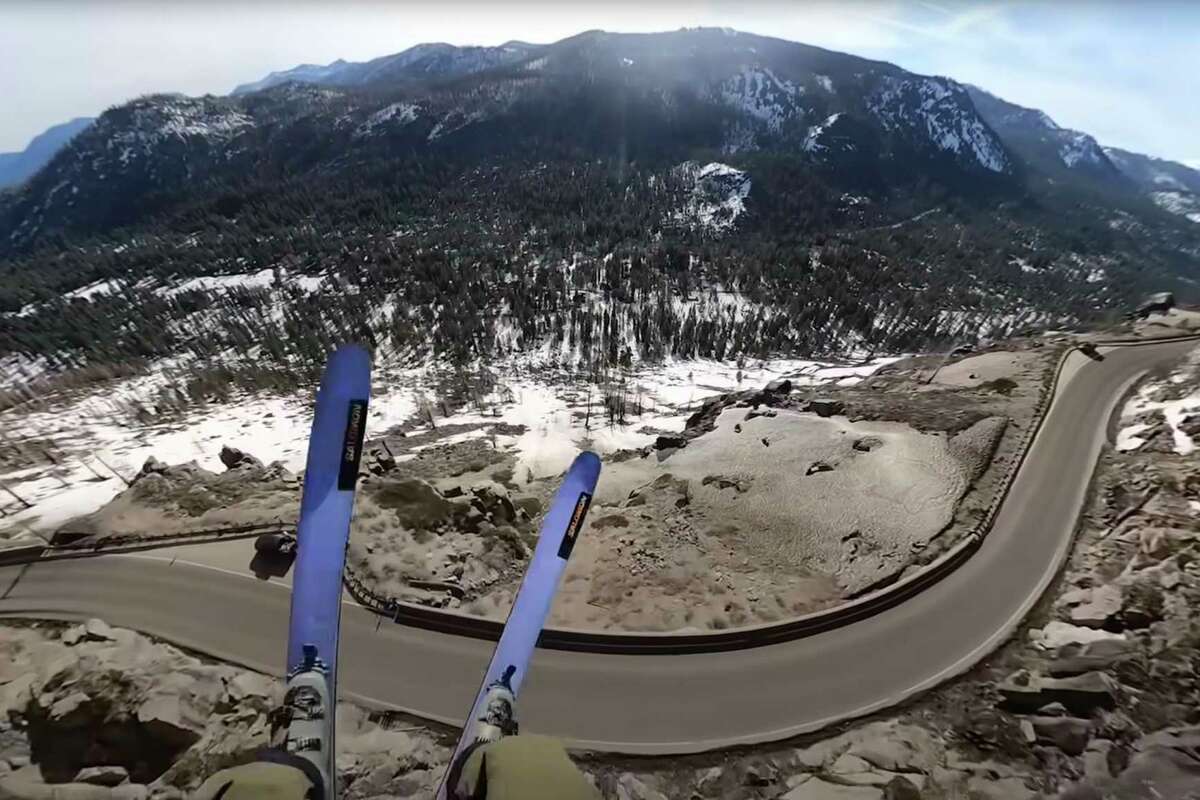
[1059,131,1107,168]
[814,75,834,93]
[231,60,356,95]
[1150,191,1200,224]
[105,96,254,167]
[232,42,542,95]
[671,162,751,235]
[870,77,1010,173]
[1104,146,1200,195]
[717,66,805,133]
[803,113,842,153]
[353,102,420,139]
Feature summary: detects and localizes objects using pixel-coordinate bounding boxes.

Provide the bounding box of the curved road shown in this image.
[1,339,1194,754]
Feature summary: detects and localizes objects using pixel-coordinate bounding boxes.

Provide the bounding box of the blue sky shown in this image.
[1,1,1196,167]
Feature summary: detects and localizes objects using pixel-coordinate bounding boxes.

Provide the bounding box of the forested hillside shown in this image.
[2,28,1197,384]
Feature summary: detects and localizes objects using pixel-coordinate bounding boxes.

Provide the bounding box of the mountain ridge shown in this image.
[0,117,94,190]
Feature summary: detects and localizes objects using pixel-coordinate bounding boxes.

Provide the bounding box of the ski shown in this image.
[281,344,371,800]
[438,451,601,800]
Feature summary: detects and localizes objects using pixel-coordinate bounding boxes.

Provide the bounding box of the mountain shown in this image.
[3,29,1022,252]
[0,117,94,189]
[231,41,543,94]
[1102,146,1200,224]
[2,28,1198,374]
[965,86,1123,184]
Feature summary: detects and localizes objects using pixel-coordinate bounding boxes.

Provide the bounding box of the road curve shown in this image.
[1,339,1194,754]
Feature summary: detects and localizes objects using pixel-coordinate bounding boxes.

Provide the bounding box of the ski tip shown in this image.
[568,451,602,487]
[330,342,371,369]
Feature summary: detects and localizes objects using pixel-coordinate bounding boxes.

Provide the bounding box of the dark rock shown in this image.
[138,457,168,477]
[370,448,397,473]
[733,423,742,433]
[809,398,844,417]
[882,775,922,800]
[998,671,1117,715]
[218,446,262,471]
[441,485,465,499]
[1032,717,1092,756]
[806,461,835,476]
[1048,639,1135,677]
[372,478,458,529]
[852,437,884,452]
[1119,580,1163,629]
[655,435,687,450]
[764,379,793,395]
[512,495,542,519]
[472,483,517,523]
[761,437,771,447]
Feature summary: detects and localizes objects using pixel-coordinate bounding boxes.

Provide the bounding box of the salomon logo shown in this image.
[557,492,592,559]
[337,399,368,490]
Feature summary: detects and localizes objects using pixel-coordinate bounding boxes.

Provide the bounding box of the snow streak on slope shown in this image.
[1150,191,1200,224]
[1059,132,1106,169]
[354,103,420,138]
[870,77,1009,173]
[671,162,751,235]
[717,66,805,133]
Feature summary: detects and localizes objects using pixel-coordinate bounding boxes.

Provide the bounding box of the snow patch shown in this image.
[1150,191,1200,224]
[670,162,751,235]
[870,76,1009,173]
[354,102,419,138]
[1060,132,1105,168]
[718,66,804,133]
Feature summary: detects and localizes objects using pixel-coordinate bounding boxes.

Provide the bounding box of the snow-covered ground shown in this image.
[0,352,898,541]
[1116,348,1200,455]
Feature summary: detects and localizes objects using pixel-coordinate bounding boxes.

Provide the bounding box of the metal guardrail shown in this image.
[10,334,1199,655]
[344,334,1200,653]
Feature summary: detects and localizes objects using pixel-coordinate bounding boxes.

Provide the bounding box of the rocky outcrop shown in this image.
[217,446,263,471]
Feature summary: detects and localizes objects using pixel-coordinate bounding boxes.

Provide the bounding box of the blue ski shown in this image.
[438,451,601,799]
[282,344,371,800]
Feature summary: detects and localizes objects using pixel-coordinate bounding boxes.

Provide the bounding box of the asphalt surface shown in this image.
[1,339,1194,754]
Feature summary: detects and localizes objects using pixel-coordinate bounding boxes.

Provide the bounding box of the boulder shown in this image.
[806,461,835,476]
[809,399,845,418]
[137,457,168,478]
[781,777,879,799]
[83,619,115,642]
[372,478,458,529]
[471,483,517,524]
[1094,726,1200,799]
[764,379,793,395]
[135,695,203,750]
[1048,639,1135,677]
[654,435,687,451]
[615,773,667,800]
[48,691,93,724]
[998,671,1117,715]
[1032,716,1092,756]
[1068,584,1123,629]
[218,446,262,471]
[73,765,129,787]
[882,776,922,800]
[852,437,883,452]
[1029,622,1124,650]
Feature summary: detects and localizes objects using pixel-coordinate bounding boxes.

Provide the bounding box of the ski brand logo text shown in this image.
[337,399,368,490]
[557,492,592,559]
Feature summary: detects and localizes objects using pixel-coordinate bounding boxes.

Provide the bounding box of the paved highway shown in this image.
[1,339,1193,753]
